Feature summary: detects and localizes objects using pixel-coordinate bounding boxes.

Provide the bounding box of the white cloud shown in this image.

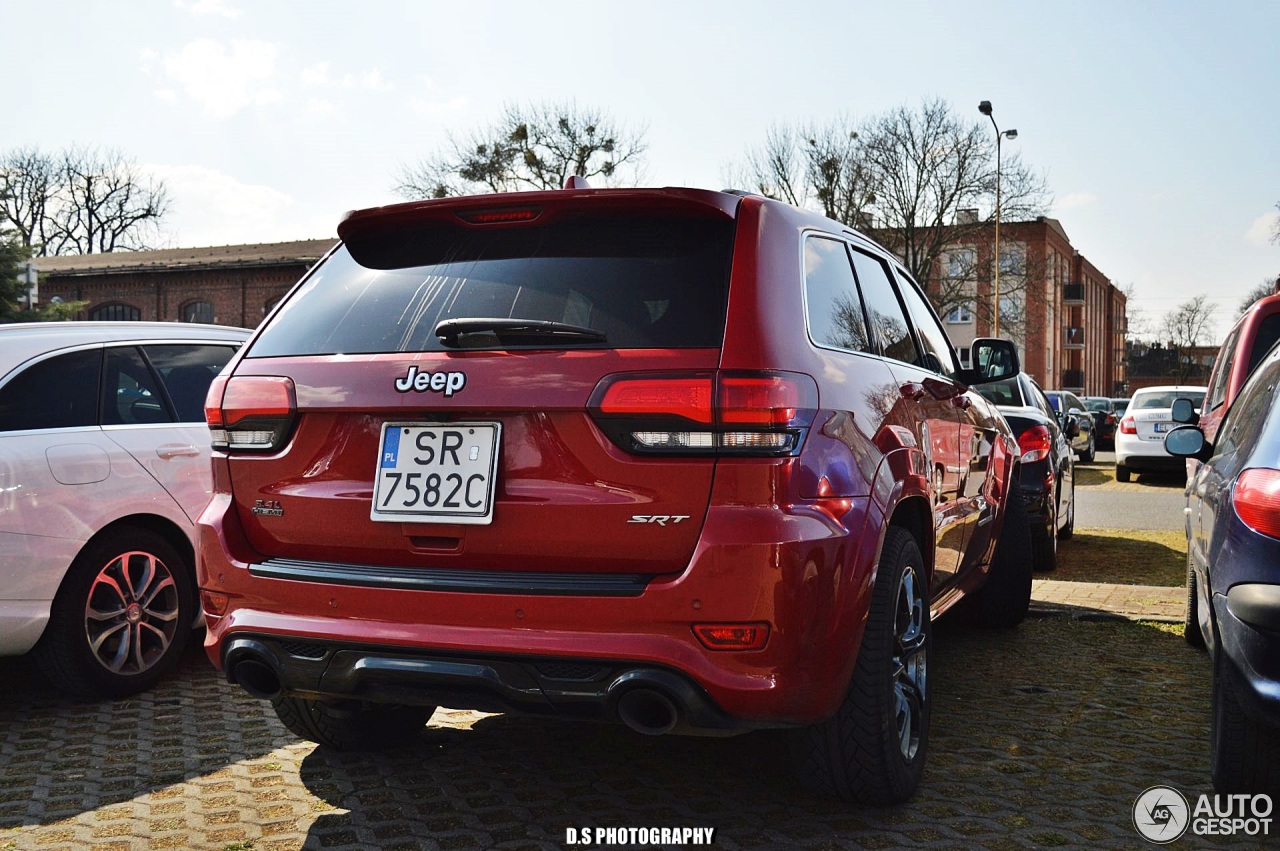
[158,39,282,119]
[306,98,335,114]
[301,62,330,87]
[360,69,392,92]
[148,164,333,246]
[411,95,468,116]
[154,88,177,103]
[1245,209,1280,246]
[1055,192,1098,211]
[176,0,243,18]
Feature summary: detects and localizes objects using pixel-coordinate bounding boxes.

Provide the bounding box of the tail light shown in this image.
[1017,424,1052,463]
[1105,413,1115,425]
[1233,468,1280,539]
[589,370,818,456]
[206,375,297,452]
[1119,416,1137,434]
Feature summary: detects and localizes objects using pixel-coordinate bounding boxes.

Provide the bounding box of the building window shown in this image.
[945,304,974,324]
[181,300,214,324]
[89,303,140,322]
[947,249,976,280]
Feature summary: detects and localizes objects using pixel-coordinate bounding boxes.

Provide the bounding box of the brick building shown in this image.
[32,239,337,329]
[877,217,1128,397]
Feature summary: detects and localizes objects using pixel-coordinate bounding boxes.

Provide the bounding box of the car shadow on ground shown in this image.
[292,618,1226,850]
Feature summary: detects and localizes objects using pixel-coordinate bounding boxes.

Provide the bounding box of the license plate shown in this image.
[371,422,501,524]
[1153,422,1173,433]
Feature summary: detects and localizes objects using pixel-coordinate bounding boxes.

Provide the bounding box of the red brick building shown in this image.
[877,217,1128,397]
[32,240,337,329]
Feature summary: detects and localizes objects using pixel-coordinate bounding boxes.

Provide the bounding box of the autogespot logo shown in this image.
[1133,786,1190,843]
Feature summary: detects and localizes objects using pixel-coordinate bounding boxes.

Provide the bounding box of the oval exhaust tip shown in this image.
[617,688,678,736]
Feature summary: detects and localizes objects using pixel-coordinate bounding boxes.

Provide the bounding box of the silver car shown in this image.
[0,321,250,698]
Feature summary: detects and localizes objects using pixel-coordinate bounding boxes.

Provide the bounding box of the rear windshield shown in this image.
[249,218,734,357]
[1083,398,1111,412]
[1135,390,1205,409]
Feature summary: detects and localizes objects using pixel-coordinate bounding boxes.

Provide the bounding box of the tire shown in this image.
[788,527,930,804]
[1115,464,1131,483]
[34,528,195,699]
[1211,653,1280,795]
[973,489,1034,628]
[1184,552,1206,649]
[1057,477,1075,540]
[273,697,436,751]
[1080,434,1095,464]
[1030,495,1057,573]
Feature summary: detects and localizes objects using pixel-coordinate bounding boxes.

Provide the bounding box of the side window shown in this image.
[893,267,958,379]
[849,249,919,364]
[1029,381,1057,421]
[1206,325,1241,412]
[143,345,237,422]
[804,236,872,353]
[0,349,102,432]
[1247,313,1280,375]
[103,347,171,425]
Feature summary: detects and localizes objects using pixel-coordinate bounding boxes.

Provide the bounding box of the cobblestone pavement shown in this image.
[1,617,1264,850]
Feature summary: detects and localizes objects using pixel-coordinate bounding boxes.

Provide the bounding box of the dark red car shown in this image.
[198,183,1032,804]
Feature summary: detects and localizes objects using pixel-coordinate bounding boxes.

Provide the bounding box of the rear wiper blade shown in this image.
[435,318,608,347]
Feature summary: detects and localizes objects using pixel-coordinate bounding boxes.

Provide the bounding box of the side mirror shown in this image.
[964,338,1020,385]
[1171,397,1200,425]
[1164,425,1211,461]
[1065,418,1081,439]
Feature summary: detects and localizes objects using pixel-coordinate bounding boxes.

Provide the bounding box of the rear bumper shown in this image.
[1215,587,1280,729]
[221,634,761,735]
[197,490,882,728]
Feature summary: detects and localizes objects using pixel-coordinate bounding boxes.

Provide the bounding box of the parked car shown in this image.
[1114,385,1207,482]
[1166,348,1280,794]
[975,373,1077,572]
[1183,291,1280,478]
[1044,390,1096,463]
[198,182,1034,805]
[0,321,250,698]
[1081,396,1120,449]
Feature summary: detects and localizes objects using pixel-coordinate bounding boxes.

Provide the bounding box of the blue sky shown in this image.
[6,0,1278,342]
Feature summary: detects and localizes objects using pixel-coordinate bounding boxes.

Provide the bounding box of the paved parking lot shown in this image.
[0,614,1259,851]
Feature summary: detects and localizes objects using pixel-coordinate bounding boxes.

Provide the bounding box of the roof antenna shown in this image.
[563,175,591,190]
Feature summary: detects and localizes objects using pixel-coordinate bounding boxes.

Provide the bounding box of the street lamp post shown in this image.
[978,100,1017,338]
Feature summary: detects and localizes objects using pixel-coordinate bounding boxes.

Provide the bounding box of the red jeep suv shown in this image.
[198,184,1031,804]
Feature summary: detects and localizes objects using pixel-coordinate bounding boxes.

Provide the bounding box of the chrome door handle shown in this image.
[156,444,200,459]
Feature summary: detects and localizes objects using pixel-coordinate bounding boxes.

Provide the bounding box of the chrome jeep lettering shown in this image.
[627,514,690,526]
[394,366,466,397]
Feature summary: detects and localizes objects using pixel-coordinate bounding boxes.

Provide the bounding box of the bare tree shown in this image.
[0,146,170,255]
[730,99,1050,327]
[1238,277,1280,317]
[1162,295,1217,383]
[396,102,647,198]
[0,148,57,250]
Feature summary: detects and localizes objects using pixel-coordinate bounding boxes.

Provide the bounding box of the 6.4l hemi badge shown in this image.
[252,499,284,517]
[394,366,466,397]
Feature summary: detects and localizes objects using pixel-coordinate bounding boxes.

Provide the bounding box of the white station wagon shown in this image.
[0,321,250,698]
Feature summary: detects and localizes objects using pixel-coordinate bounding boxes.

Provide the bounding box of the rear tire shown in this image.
[974,490,1033,628]
[1115,464,1131,483]
[1184,552,1206,649]
[1211,653,1280,795]
[1080,434,1095,464]
[34,528,195,699]
[272,697,436,751]
[788,527,930,804]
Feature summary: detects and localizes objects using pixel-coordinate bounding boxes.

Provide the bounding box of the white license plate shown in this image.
[1153,422,1173,433]
[371,422,501,524]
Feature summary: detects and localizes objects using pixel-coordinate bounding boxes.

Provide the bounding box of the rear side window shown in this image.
[249,218,734,356]
[1206,325,1241,412]
[103,347,168,425]
[1247,313,1280,375]
[804,236,872,353]
[0,349,101,432]
[144,345,237,422]
[848,249,918,364]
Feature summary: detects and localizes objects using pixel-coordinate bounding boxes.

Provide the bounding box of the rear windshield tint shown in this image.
[248,218,734,356]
